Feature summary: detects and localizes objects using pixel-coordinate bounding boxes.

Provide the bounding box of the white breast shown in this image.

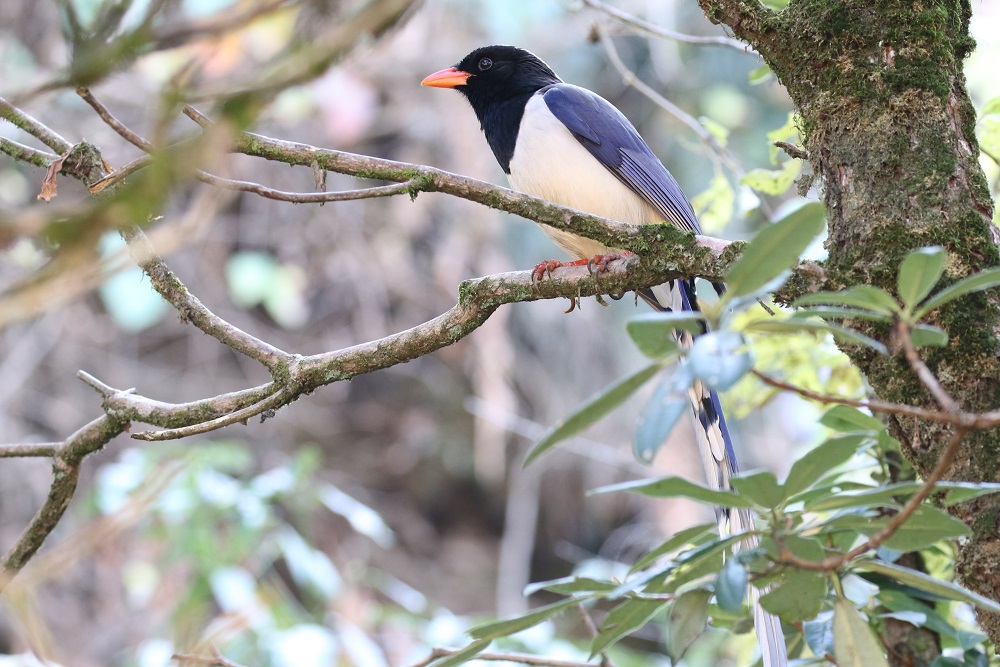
[507,94,661,259]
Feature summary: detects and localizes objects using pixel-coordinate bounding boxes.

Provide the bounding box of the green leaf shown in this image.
[854,559,1000,614]
[806,481,1000,512]
[788,479,872,508]
[730,470,784,508]
[795,285,901,316]
[898,246,945,311]
[526,364,661,464]
[715,558,748,611]
[766,112,799,163]
[666,589,711,663]
[784,435,868,498]
[879,590,958,639]
[791,306,893,322]
[740,158,802,196]
[983,96,1000,116]
[591,475,754,509]
[691,172,736,233]
[915,267,1000,319]
[832,597,890,667]
[803,612,834,658]
[428,639,491,667]
[939,481,1000,506]
[632,523,717,573]
[700,117,730,147]
[626,312,698,359]
[820,405,886,435]
[523,576,618,596]
[749,64,774,86]
[759,569,826,622]
[468,598,578,640]
[724,202,825,298]
[874,505,969,552]
[592,598,666,656]
[909,324,948,347]
[634,379,689,463]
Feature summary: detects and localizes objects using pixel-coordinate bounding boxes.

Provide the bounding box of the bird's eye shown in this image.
[478,57,493,71]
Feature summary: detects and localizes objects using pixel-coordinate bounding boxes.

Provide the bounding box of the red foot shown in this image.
[530,251,637,285]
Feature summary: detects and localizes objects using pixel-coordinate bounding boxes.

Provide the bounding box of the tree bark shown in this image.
[699,0,1000,642]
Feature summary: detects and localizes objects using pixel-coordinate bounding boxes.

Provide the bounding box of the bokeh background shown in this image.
[1,1,999,665]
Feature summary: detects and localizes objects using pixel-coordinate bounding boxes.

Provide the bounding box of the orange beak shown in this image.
[421,67,471,88]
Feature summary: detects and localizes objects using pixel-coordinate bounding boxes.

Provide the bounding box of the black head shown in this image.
[422,45,561,110]
[422,46,562,173]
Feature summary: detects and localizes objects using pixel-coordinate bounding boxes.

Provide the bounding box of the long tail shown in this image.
[643,280,788,667]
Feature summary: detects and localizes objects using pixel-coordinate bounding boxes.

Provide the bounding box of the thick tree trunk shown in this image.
[700,0,1000,641]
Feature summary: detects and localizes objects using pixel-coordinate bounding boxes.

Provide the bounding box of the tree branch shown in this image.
[696,0,775,51]
[0,414,127,589]
[0,97,73,153]
[584,0,752,52]
[408,647,606,667]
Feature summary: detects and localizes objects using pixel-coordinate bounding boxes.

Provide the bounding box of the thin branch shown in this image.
[77,87,153,151]
[151,0,292,51]
[0,444,61,458]
[898,320,961,414]
[577,604,617,667]
[583,0,752,52]
[1,415,127,589]
[131,387,290,441]
[172,648,247,667]
[183,105,799,292]
[0,137,58,168]
[595,23,739,174]
[196,171,424,203]
[186,0,417,103]
[777,426,970,572]
[87,154,152,193]
[120,225,294,373]
[774,140,809,161]
[751,370,961,425]
[696,0,776,52]
[408,647,605,667]
[0,97,73,153]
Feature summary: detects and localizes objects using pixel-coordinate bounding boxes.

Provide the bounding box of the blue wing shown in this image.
[540,83,701,235]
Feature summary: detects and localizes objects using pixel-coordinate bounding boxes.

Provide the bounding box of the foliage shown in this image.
[1,2,999,667]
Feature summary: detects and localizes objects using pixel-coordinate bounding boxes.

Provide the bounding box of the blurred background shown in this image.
[0,1,998,665]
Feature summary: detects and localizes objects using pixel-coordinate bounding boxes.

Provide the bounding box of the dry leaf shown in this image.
[37,152,69,202]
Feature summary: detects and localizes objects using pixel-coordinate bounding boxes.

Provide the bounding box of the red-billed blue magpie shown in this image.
[422,45,786,666]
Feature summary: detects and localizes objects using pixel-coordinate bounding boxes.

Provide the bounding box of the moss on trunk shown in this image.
[702,0,1000,643]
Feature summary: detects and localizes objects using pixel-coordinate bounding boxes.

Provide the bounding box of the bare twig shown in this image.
[898,320,961,414]
[776,319,972,572]
[774,140,809,161]
[1,415,127,589]
[577,604,617,667]
[583,0,752,52]
[0,444,61,458]
[196,171,424,203]
[0,137,58,168]
[0,97,73,153]
[77,87,153,151]
[183,105,784,289]
[131,387,291,441]
[752,370,960,425]
[121,226,294,373]
[594,24,734,168]
[408,647,606,667]
[172,648,248,667]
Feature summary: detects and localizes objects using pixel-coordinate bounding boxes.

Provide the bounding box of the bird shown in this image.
[422,45,787,667]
